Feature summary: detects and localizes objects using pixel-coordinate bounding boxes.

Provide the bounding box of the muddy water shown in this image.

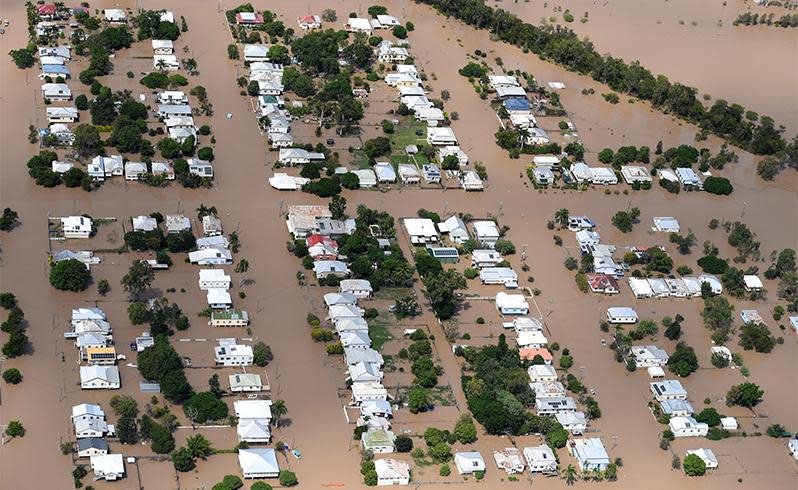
[0,0,796,489]
[501,0,798,133]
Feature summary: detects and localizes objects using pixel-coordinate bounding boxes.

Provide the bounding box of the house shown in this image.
[519,348,553,364]
[461,171,484,191]
[351,381,388,403]
[627,277,654,299]
[345,347,384,367]
[686,448,718,469]
[397,164,420,184]
[556,411,588,435]
[80,365,120,390]
[503,97,531,114]
[135,334,155,352]
[362,428,396,453]
[743,275,764,292]
[229,373,262,392]
[631,345,669,367]
[235,400,273,443]
[472,221,500,248]
[157,91,189,105]
[244,44,270,62]
[165,214,191,234]
[152,39,174,54]
[329,304,365,322]
[536,396,577,416]
[214,339,253,366]
[495,292,529,315]
[62,216,92,238]
[341,331,372,350]
[587,273,620,294]
[385,72,422,87]
[652,217,680,233]
[201,215,223,237]
[47,124,75,145]
[427,127,457,146]
[488,75,520,89]
[239,448,279,478]
[314,260,350,279]
[607,307,638,324]
[525,128,550,145]
[309,235,340,261]
[496,85,527,99]
[340,279,373,299]
[564,216,594,232]
[650,380,688,401]
[103,9,127,23]
[36,4,58,19]
[621,165,652,184]
[346,17,373,33]
[211,310,250,327]
[523,445,557,474]
[279,149,311,165]
[528,364,557,382]
[480,268,518,289]
[153,54,179,71]
[510,113,537,130]
[41,83,71,101]
[51,160,73,174]
[660,399,695,417]
[532,166,555,185]
[569,438,610,472]
[235,12,265,25]
[335,318,367,334]
[189,158,214,178]
[74,417,111,439]
[46,107,78,123]
[269,132,294,149]
[790,438,798,463]
[575,230,600,254]
[352,169,378,188]
[373,162,397,183]
[372,458,410,486]
[404,218,438,245]
[207,289,232,309]
[676,167,702,188]
[669,416,709,437]
[376,14,401,26]
[168,125,196,143]
[349,361,383,383]
[721,417,738,431]
[85,346,118,366]
[88,155,124,180]
[124,162,147,180]
[297,15,322,29]
[39,46,71,60]
[361,400,393,419]
[471,249,502,268]
[506,316,543,332]
[740,309,765,325]
[377,41,409,63]
[437,215,469,244]
[189,248,233,265]
[160,11,176,23]
[529,381,565,399]
[455,451,486,475]
[157,104,192,117]
[416,106,446,126]
[90,454,125,481]
[493,448,525,475]
[570,162,617,185]
[422,164,442,183]
[131,216,158,232]
[199,269,231,290]
[77,438,108,458]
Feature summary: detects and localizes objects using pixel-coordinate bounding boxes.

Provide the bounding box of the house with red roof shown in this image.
[587,273,620,295]
[235,12,264,25]
[307,234,339,260]
[519,348,553,365]
[37,4,58,19]
[297,15,321,30]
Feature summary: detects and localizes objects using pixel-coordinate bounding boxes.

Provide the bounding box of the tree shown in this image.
[271,399,287,427]
[198,147,214,161]
[392,25,407,39]
[667,342,699,377]
[279,470,298,487]
[9,46,35,68]
[209,374,224,398]
[395,435,413,452]
[766,424,789,438]
[150,423,176,454]
[49,259,91,291]
[494,239,516,255]
[184,391,229,423]
[702,296,733,331]
[97,278,110,296]
[172,446,196,472]
[739,322,775,353]
[329,195,347,220]
[612,208,639,233]
[116,415,138,444]
[363,137,391,158]
[726,382,764,408]
[565,464,577,485]
[121,260,155,299]
[253,342,273,366]
[422,270,467,320]
[5,421,25,438]
[453,415,477,444]
[186,434,213,459]
[2,368,22,384]
[235,259,249,287]
[340,172,360,189]
[683,454,706,476]
[250,483,273,490]
[0,208,19,231]
[408,387,431,413]
[72,124,102,157]
[554,208,570,228]
[695,408,722,427]
[157,138,182,159]
[128,301,150,324]
[137,339,183,382]
[110,394,139,418]
[703,176,733,195]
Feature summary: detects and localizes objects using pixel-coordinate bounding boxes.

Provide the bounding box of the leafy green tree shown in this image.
[2,368,22,384]
[121,260,155,299]
[116,414,138,444]
[0,208,19,231]
[253,342,273,366]
[667,342,699,377]
[150,423,176,454]
[683,454,706,476]
[725,382,764,408]
[695,408,722,427]
[408,387,431,413]
[453,415,478,443]
[5,420,25,437]
[128,301,150,324]
[172,446,196,472]
[183,391,229,423]
[739,322,775,353]
[49,259,91,291]
[279,470,298,487]
[186,433,213,459]
[395,435,413,452]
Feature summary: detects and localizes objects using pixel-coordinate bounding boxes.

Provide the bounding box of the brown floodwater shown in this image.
[0,0,796,489]
[501,0,798,134]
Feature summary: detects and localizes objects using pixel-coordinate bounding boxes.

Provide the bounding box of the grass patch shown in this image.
[427,386,456,406]
[389,120,427,150]
[351,150,370,169]
[373,287,415,301]
[369,322,393,351]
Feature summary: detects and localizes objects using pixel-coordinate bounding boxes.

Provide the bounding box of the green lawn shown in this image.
[373,287,415,301]
[368,322,393,351]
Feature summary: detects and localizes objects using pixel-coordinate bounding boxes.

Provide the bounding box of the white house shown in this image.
[686,448,718,469]
[239,448,279,478]
[569,438,610,472]
[198,269,231,290]
[214,339,253,366]
[47,107,78,123]
[493,448,525,475]
[426,127,457,146]
[77,437,109,458]
[341,331,371,350]
[80,365,120,390]
[352,169,378,188]
[62,216,92,238]
[676,167,702,188]
[362,428,396,454]
[340,279,373,299]
[631,345,669,367]
[536,396,577,416]
[244,44,269,62]
[345,17,373,34]
[90,454,124,481]
[660,399,695,417]
[607,307,638,324]
[351,381,389,403]
[516,330,549,349]
[650,380,688,401]
[721,417,738,431]
[189,248,233,265]
[669,416,709,437]
[42,83,71,101]
[461,171,484,191]
[374,459,410,486]
[528,364,557,382]
[152,39,174,54]
[103,9,127,23]
[207,288,232,309]
[124,161,147,180]
[345,347,384,367]
[523,445,557,474]
[314,260,351,279]
[235,400,272,443]
[480,268,518,288]
[556,411,588,435]
[229,373,262,392]
[788,438,798,463]
[297,15,322,29]
[530,381,565,399]
[397,164,420,184]
[495,292,529,315]
[471,249,502,268]
[404,218,438,245]
[374,162,397,183]
[621,165,652,184]
[652,217,680,233]
[455,451,486,475]
[153,54,179,71]
[743,275,764,292]
[348,361,383,383]
[88,155,124,180]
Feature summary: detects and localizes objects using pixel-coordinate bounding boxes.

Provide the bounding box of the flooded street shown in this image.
[0,0,796,489]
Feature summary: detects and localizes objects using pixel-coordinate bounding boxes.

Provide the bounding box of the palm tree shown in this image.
[235,258,249,287]
[229,231,240,253]
[554,208,570,228]
[195,203,217,220]
[271,399,287,427]
[155,58,167,71]
[565,464,577,486]
[517,127,530,151]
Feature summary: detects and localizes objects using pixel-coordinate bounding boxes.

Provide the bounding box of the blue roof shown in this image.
[42,64,70,75]
[503,98,530,111]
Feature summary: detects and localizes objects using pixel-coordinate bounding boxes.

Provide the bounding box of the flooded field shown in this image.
[0,0,795,489]
[501,0,798,133]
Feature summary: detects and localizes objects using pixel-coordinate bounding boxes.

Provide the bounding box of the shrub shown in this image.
[49,259,91,291]
[2,368,22,384]
[703,176,733,195]
[683,454,706,476]
[279,470,298,487]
